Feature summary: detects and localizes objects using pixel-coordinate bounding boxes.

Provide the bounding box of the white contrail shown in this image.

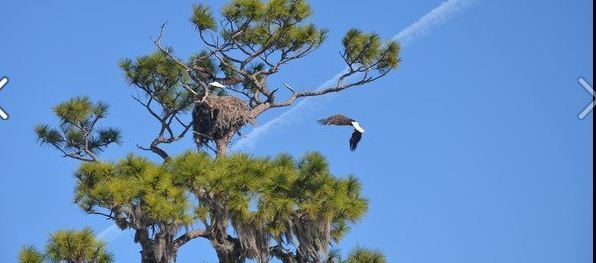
[98,0,478,239]
[232,0,478,151]
[97,224,120,242]
[391,0,477,45]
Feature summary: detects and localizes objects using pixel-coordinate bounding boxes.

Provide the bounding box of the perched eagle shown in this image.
[318,115,366,151]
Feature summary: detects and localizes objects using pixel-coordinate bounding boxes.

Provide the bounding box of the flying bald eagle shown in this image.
[318,115,366,151]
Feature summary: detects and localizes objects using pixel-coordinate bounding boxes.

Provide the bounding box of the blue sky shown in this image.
[0,0,592,262]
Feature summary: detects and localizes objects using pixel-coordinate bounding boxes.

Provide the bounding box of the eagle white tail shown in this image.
[209,81,226,88]
[351,122,365,133]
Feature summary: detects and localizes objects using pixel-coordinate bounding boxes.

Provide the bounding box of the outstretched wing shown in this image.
[318,115,355,126]
[349,130,363,151]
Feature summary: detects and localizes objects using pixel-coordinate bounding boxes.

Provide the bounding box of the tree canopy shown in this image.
[35,96,121,162]
[19,228,113,263]
[72,151,367,262]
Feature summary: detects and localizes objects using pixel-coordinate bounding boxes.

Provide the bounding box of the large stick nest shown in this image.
[193,95,254,146]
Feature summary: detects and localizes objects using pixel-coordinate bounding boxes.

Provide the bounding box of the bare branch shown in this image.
[173,229,210,251]
[152,22,210,92]
[182,84,199,96]
[131,95,162,121]
[283,82,296,95]
[269,69,390,110]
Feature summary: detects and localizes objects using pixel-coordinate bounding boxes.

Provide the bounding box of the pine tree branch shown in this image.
[44,134,98,162]
[270,68,391,109]
[173,229,210,251]
[152,22,211,93]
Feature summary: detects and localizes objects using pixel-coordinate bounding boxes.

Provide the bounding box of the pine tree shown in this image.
[344,247,387,263]
[32,1,401,262]
[19,228,113,263]
[18,246,43,263]
[327,247,387,263]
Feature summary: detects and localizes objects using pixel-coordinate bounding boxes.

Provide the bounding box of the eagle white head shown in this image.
[351,122,365,133]
[208,81,226,88]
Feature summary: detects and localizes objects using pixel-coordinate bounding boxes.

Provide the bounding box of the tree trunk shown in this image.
[211,132,246,262]
[208,197,244,263]
[271,247,309,263]
[139,242,177,263]
[213,241,242,263]
[215,139,228,158]
[137,229,178,263]
[215,131,234,158]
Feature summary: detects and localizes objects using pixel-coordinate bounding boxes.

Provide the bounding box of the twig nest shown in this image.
[192,95,254,146]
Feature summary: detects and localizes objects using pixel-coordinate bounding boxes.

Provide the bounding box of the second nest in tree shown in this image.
[192,95,254,146]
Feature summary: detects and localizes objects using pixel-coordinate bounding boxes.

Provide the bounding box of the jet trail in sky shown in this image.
[98,0,478,240]
[232,0,478,151]
[97,224,120,242]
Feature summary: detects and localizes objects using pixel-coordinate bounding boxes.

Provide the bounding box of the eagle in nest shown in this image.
[318,115,366,151]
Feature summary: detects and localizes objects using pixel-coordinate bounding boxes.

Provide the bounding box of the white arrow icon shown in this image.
[578,77,594,120]
[0,77,8,120]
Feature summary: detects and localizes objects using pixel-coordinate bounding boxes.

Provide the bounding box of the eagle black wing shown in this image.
[349,130,363,151]
[318,115,355,126]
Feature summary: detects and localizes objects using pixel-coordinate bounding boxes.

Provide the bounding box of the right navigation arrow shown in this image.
[0,77,9,120]
[578,77,595,120]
